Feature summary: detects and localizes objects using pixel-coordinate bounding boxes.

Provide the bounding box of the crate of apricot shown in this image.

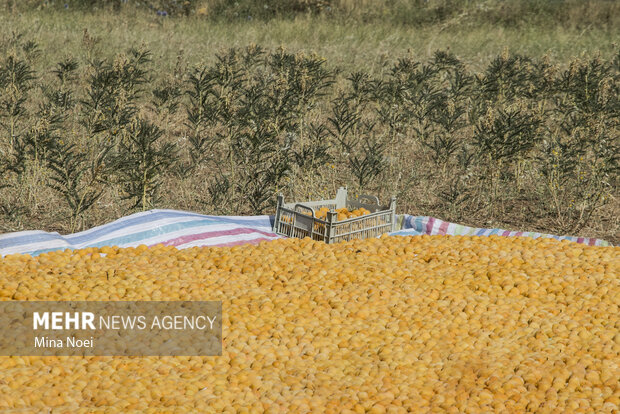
[273,187,396,243]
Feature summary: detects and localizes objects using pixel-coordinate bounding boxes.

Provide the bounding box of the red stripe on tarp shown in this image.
[502,230,511,236]
[149,227,278,247]
[515,231,524,237]
[577,237,584,244]
[438,220,450,235]
[588,238,596,246]
[426,217,435,235]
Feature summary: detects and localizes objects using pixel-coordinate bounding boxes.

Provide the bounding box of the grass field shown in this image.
[2,6,618,72]
[0,1,618,243]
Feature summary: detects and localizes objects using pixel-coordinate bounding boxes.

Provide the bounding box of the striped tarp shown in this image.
[395,215,611,247]
[0,210,279,257]
[0,209,611,257]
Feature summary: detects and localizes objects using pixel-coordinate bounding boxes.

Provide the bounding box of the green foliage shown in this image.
[23,100,65,163]
[44,58,79,110]
[179,45,335,213]
[293,123,331,171]
[80,48,151,142]
[0,37,617,242]
[46,143,108,232]
[347,137,386,189]
[327,93,362,153]
[474,106,542,163]
[0,54,35,151]
[112,118,178,211]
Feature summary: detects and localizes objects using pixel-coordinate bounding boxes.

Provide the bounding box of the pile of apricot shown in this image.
[0,235,617,412]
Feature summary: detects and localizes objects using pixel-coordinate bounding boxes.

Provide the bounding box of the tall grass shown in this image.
[0,6,617,73]
[0,5,618,243]
[9,0,618,30]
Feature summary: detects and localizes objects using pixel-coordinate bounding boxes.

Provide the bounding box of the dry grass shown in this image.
[0,7,618,244]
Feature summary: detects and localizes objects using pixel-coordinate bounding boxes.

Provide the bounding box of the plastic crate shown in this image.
[273,187,396,243]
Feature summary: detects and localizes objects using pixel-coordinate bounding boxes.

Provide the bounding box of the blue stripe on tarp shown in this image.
[413,216,425,232]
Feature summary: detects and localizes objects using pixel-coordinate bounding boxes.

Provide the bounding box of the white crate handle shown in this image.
[294,204,316,217]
